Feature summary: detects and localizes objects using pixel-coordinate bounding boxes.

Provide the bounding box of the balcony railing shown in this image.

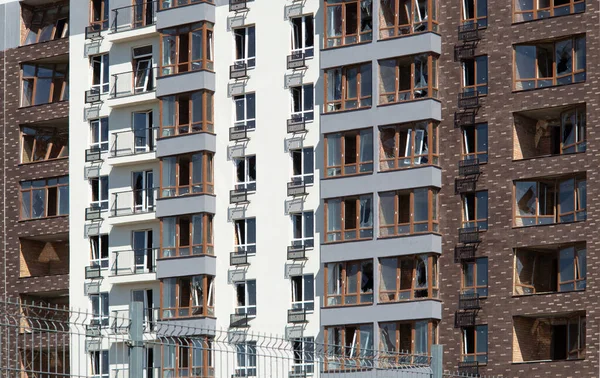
[454,245,476,262]
[455,177,477,194]
[111,1,157,34]
[85,24,102,39]
[287,51,306,70]
[287,180,307,197]
[287,114,307,134]
[230,62,248,80]
[230,189,249,204]
[229,125,248,141]
[110,127,156,158]
[457,22,480,42]
[111,248,158,276]
[230,251,249,266]
[454,110,476,128]
[110,67,157,99]
[229,0,248,12]
[458,90,481,109]
[287,308,307,324]
[111,188,157,217]
[85,88,101,104]
[454,44,476,61]
[111,307,159,334]
[458,227,480,244]
[459,292,481,310]
[85,266,102,280]
[86,207,103,221]
[454,311,477,328]
[230,313,250,328]
[85,146,103,162]
[287,245,307,261]
[458,158,480,176]
[458,361,480,376]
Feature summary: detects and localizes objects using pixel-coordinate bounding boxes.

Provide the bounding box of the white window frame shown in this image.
[234,93,256,130]
[291,15,314,57]
[90,234,109,270]
[233,26,256,68]
[291,148,314,185]
[90,350,109,378]
[90,292,109,328]
[234,218,256,255]
[291,337,315,374]
[235,279,257,316]
[291,274,314,312]
[234,156,256,191]
[235,341,257,377]
[90,118,109,152]
[290,84,314,123]
[90,176,109,211]
[91,54,110,94]
[291,211,314,248]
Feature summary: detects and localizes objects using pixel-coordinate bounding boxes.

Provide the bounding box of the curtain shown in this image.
[328,6,342,38]
[161,157,176,197]
[379,192,395,236]
[192,215,204,254]
[415,255,428,289]
[162,217,176,257]
[379,0,395,38]
[327,200,341,232]
[359,325,373,365]
[379,59,396,104]
[379,258,396,301]
[359,130,373,172]
[359,196,373,229]
[414,321,428,354]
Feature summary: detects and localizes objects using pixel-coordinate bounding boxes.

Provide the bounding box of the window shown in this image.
[462,56,488,95]
[235,342,257,377]
[91,54,109,94]
[161,338,213,378]
[325,260,374,306]
[291,211,314,248]
[379,121,438,170]
[325,62,372,112]
[90,350,109,378]
[325,195,373,242]
[462,325,488,363]
[234,26,256,68]
[160,152,213,197]
[291,148,314,185]
[160,91,214,137]
[235,279,256,316]
[291,337,315,375]
[90,176,109,211]
[514,244,586,295]
[90,118,109,152]
[161,275,215,318]
[90,292,109,327]
[234,156,256,191]
[379,0,439,39]
[462,123,488,163]
[291,274,314,311]
[379,54,438,104]
[21,63,68,107]
[291,15,314,57]
[160,22,214,76]
[234,218,256,254]
[132,46,154,94]
[290,84,314,122]
[324,0,373,48]
[514,36,586,91]
[23,4,70,46]
[379,188,439,237]
[90,235,109,270]
[234,93,256,130]
[514,175,586,226]
[461,0,487,27]
[561,107,586,153]
[159,0,214,9]
[325,129,373,177]
[21,125,68,163]
[379,254,439,302]
[160,213,213,258]
[379,320,437,362]
[462,258,488,297]
[324,324,374,370]
[90,0,109,30]
[20,177,69,219]
[462,191,488,230]
[514,0,585,22]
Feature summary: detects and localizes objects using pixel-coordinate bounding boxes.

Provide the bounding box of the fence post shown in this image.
[431,344,443,378]
[129,301,144,378]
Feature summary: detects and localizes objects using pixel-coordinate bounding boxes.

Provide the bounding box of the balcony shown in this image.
[457,23,481,42]
[458,91,482,109]
[458,361,479,376]
[230,189,249,204]
[458,227,480,244]
[287,114,307,134]
[110,188,157,225]
[287,180,307,197]
[287,51,306,70]
[229,0,248,12]
[85,147,103,163]
[230,62,248,80]
[454,311,476,328]
[110,1,157,41]
[229,125,249,141]
[230,251,249,266]
[108,128,156,166]
[107,67,157,108]
[85,266,102,280]
[459,293,481,310]
[455,177,477,194]
[111,248,157,280]
[454,245,476,262]
[85,207,103,221]
[458,158,480,176]
[287,308,307,324]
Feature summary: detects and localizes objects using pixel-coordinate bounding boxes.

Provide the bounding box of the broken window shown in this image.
[162,338,213,378]
[90,117,109,152]
[379,0,438,39]
[462,325,488,363]
[326,62,372,112]
[161,22,213,76]
[292,337,315,375]
[462,123,488,163]
[21,125,68,163]
[91,54,109,94]
[379,320,436,362]
[462,191,488,230]
[325,195,373,242]
[379,54,438,104]
[325,324,374,370]
[325,260,373,306]
[291,148,314,185]
[160,91,213,137]
[462,55,488,95]
[160,275,214,318]
[515,35,585,90]
[290,84,314,122]
[233,156,256,191]
[160,152,213,197]
[325,0,373,48]
[379,121,438,170]
[90,293,109,327]
[379,188,438,237]
[233,93,256,130]
[291,15,314,57]
[21,63,68,107]
[461,0,487,27]
[325,128,373,177]
[234,26,256,68]
[23,4,69,46]
[90,176,108,212]
[291,211,314,248]
[462,258,488,297]
[291,274,315,311]
[90,350,109,378]
[90,234,109,270]
[379,254,439,302]
[514,0,585,22]
[234,280,256,316]
[90,0,109,31]
[20,177,69,219]
[160,213,213,258]
[234,218,256,254]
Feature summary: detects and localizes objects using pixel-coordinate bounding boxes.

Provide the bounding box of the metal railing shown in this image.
[458,159,480,176]
[457,22,480,42]
[159,0,214,10]
[110,67,157,99]
[111,248,158,276]
[111,1,157,34]
[458,227,481,244]
[110,127,157,158]
[110,188,157,217]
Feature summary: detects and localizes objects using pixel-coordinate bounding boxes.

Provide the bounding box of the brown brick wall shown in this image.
[438,2,598,376]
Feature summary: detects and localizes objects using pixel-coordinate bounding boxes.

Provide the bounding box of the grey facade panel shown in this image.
[320,33,441,69]
[156,318,216,336]
[156,2,215,29]
[0,2,22,51]
[156,194,216,217]
[156,132,216,156]
[320,300,442,326]
[156,255,216,278]
[156,70,216,97]
[321,99,442,134]
[320,234,442,263]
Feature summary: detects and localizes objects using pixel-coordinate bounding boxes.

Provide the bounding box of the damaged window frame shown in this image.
[234,218,256,255]
[21,63,69,107]
[20,176,69,220]
[462,123,488,163]
[325,260,374,306]
[462,257,488,297]
[90,350,109,378]
[379,320,438,360]
[291,15,315,57]
[90,118,109,152]
[234,93,256,130]
[324,0,373,48]
[379,121,439,171]
[462,55,488,95]
[89,0,110,31]
[325,62,373,113]
[160,213,213,258]
[20,125,69,163]
[514,243,586,295]
[379,187,439,237]
[291,274,315,312]
[160,275,215,319]
[22,3,69,46]
[291,337,315,374]
[160,22,214,76]
[161,338,214,378]
[290,84,314,123]
[233,26,256,68]
[90,234,109,270]
[324,324,374,371]
[379,54,438,105]
[379,0,439,39]
[379,254,439,303]
[90,176,108,212]
[233,155,256,192]
[461,0,487,27]
[291,211,314,249]
[462,191,488,230]
[325,128,374,178]
[234,279,257,316]
[325,195,374,243]
[462,324,488,364]
[291,148,315,185]
[513,0,585,23]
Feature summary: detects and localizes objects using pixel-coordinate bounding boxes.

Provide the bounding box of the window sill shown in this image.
[512,289,585,298]
[378,164,441,174]
[19,37,69,49]
[322,40,373,52]
[511,9,585,25]
[512,150,585,163]
[157,192,216,200]
[321,171,373,181]
[512,358,584,365]
[377,96,441,108]
[19,100,68,110]
[377,298,441,305]
[323,237,373,246]
[157,254,215,261]
[18,157,69,166]
[512,218,586,229]
[160,315,216,320]
[377,30,440,43]
[158,68,215,79]
[512,79,586,94]
[322,302,374,310]
[19,214,68,223]
[157,1,215,12]
[376,232,441,240]
[322,106,372,116]
[157,130,215,140]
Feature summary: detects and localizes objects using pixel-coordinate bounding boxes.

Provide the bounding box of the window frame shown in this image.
[234,218,257,255]
[291,211,315,249]
[160,22,214,76]
[20,176,69,220]
[291,15,314,57]
[23,4,70,46]
[234,279,257,316]
[159,0,214,10]
[461,55,488,95]
[233,26,256,68]
[290,84,315,123]
[90,176,109,212]
[323,324,375,371]
[233,93,256,130]
[291,147,314,185]
[461,257,488,297]
[379,0,439,39]
[325,62,372,113]
[20,125,69,163]
[159,90,214,137]
[291,337,315,374]
[235,341,257,377]
[90,234,109,270]
[378,188,439,237]
[379,320,437,361]
[21,63,69,107]
[461,324,488,364]
[160,213,214,258]
[461,190,488,230]
[324,260,374,307]
[461,0,487,27]
[159,152,214,198]
[560,106,586,154]
[233,156,257,191]
[513,0,585,23]
[290,274,315,312]
[161,338,213,378]
[325,195,374,243]
[379,254,439,302]
[90,292,109,328]
[91,54,109,94]
[379,121,439,171]
[324,0,373,48]
[90,117,109,152]
[379,54,438,105]
[462,123,488,163]
[89,0,109,31]
[324,128,374,178]
[160,275,215,319]
[90,350,109,378]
